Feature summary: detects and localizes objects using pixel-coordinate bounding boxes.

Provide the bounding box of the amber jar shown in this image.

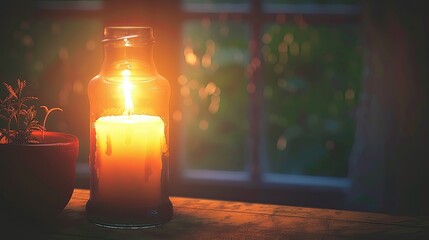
[86,26,173,228]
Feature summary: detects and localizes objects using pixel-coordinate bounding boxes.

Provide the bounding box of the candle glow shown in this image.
[94,70,166,207]
[121,69,134,115]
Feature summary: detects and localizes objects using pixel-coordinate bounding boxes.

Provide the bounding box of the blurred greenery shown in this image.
[180,20,250,171]
[180,8,362,177]
[262,23,363,177]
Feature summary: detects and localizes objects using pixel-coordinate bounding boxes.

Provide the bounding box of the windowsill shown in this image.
[75,162,349,210]
[262,173,350,191]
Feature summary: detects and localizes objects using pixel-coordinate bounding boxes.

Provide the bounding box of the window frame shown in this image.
[174,0,361,208]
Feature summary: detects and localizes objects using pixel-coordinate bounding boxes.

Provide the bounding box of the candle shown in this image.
[94,114,166,207]
[87,27,173,228]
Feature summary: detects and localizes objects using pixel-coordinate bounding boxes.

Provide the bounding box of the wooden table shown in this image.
[3,188,429,239]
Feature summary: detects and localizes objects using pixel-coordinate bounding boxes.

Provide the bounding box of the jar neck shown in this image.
[100,44,158,78]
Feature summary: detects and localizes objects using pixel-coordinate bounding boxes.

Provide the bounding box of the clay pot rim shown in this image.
[0,131,78,147]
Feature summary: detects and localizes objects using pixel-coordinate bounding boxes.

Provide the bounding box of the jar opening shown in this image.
[102,26,155,45]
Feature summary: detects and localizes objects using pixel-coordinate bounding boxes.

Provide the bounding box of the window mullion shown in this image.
[249,0,263,184]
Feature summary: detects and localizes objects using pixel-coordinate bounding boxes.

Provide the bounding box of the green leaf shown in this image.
[3,82,18,99]
[19,96,38,104]
[27,139,39,144]
[1,79,63,144]
[17,79,26,93]
[29,125,44,132]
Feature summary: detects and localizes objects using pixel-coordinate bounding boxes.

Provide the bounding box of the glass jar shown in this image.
[86,26,173,228]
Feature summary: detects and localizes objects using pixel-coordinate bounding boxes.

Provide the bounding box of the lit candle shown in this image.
[95,115,165,206]
[94,69,166,207]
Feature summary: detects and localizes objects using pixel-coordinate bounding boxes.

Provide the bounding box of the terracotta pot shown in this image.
[0,131,79,221]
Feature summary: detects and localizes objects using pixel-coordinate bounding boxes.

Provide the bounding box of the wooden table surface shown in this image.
[3,188,429,240]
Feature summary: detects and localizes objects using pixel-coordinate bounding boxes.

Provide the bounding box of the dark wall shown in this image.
[348,0,429,216]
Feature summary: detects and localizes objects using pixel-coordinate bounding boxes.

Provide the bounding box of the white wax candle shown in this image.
[94,114,166,207]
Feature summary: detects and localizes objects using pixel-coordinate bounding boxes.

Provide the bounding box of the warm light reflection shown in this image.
[251,57,261,68]
[177,75,188,85]
[277,136,287,150]
[124,38,131,47]
[121,69,134,115]
[184,97,193,106]
[294,15,308,28]
[345,89,355,100]
[266,53,277,64]
[278,42,287,53]
[209,95,220,114]
[184,46,193,55]
[205,39,215,55]
[213,87,221,96]
[205,82,217,95]
[262,33,272,44]
[181,86,191,97]
[284,33,294,44]
[189,79,199,90]
[202,54,212,68]
[184,46,198,66]
[198,87,208,99]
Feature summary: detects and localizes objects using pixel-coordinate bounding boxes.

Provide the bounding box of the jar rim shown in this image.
[102,26,155,44]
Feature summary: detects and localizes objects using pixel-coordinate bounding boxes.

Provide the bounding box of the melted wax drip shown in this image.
[106,134,112,156]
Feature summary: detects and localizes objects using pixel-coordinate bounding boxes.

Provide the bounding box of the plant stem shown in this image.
[40,106,63,140]
[7,118,11,143]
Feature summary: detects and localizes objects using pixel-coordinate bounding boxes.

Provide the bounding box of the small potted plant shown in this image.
[0,79,79,222]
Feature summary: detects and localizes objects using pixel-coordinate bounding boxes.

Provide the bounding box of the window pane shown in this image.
[182,0,250,13]
[263,0,361,14]
[179,20,250,171]
[261,23,363,177]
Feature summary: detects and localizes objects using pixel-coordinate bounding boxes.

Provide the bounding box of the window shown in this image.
[173,0,363,208]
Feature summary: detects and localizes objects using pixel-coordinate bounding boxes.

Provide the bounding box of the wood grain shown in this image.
[2,188,429,240]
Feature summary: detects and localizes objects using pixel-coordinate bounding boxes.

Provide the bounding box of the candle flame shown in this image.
[124,38,131,47]
[122,69,134,115]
